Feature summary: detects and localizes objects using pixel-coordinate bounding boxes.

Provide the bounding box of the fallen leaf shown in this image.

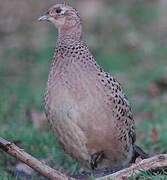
[30,110,47,131]
[150,127,159,143]
[148,77,167,97]
[148,82,160,97]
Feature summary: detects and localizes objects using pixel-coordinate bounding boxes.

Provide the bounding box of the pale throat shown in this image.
[58,22,83,44]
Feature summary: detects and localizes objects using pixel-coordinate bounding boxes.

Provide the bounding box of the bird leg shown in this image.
[131,144,149,163]
[90,151,105,170]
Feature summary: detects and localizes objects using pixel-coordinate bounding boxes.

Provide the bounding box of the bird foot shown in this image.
[90,151,105,170]
[131,144,149,163]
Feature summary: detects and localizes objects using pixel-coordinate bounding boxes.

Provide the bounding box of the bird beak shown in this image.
[38,14,49,21]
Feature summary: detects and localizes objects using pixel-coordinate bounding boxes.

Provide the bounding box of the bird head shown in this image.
[38,4,81,30]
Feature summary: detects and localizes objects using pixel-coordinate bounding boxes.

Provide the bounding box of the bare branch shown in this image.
[97,154,167,180]
[0,137,74,180]
[1,137,167,180]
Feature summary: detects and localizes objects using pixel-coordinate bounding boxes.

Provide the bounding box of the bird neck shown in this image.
[58,23,82,44]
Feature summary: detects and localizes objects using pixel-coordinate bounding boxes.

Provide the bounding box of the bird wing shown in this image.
[97,70,136,144]
[80,42,136,144]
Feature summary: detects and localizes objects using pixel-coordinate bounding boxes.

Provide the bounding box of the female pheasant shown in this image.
[38,4,147,171]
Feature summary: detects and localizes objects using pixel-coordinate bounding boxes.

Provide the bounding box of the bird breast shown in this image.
[45,57,123,164]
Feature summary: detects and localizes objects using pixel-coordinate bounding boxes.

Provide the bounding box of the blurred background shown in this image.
[0,0,167,179]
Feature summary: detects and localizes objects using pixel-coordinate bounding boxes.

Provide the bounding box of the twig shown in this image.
[0,137,74,180]
[97,154,167,180]
[1,137,167,180]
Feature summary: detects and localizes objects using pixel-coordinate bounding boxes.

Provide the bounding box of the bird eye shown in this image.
[56,8,62,14]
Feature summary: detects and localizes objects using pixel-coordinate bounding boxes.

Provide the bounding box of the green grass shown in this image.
[129,170,167,180]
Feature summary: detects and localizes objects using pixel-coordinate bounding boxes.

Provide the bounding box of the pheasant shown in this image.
[38,4,148,172]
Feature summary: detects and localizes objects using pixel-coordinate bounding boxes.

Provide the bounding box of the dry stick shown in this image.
[0,137,74,180]
[1,137,167,180]
[97,154,167,180]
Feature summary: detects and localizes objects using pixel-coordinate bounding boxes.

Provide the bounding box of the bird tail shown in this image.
[131,144,149,163]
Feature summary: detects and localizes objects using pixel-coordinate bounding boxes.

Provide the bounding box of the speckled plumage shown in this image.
[39,4,146,171]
